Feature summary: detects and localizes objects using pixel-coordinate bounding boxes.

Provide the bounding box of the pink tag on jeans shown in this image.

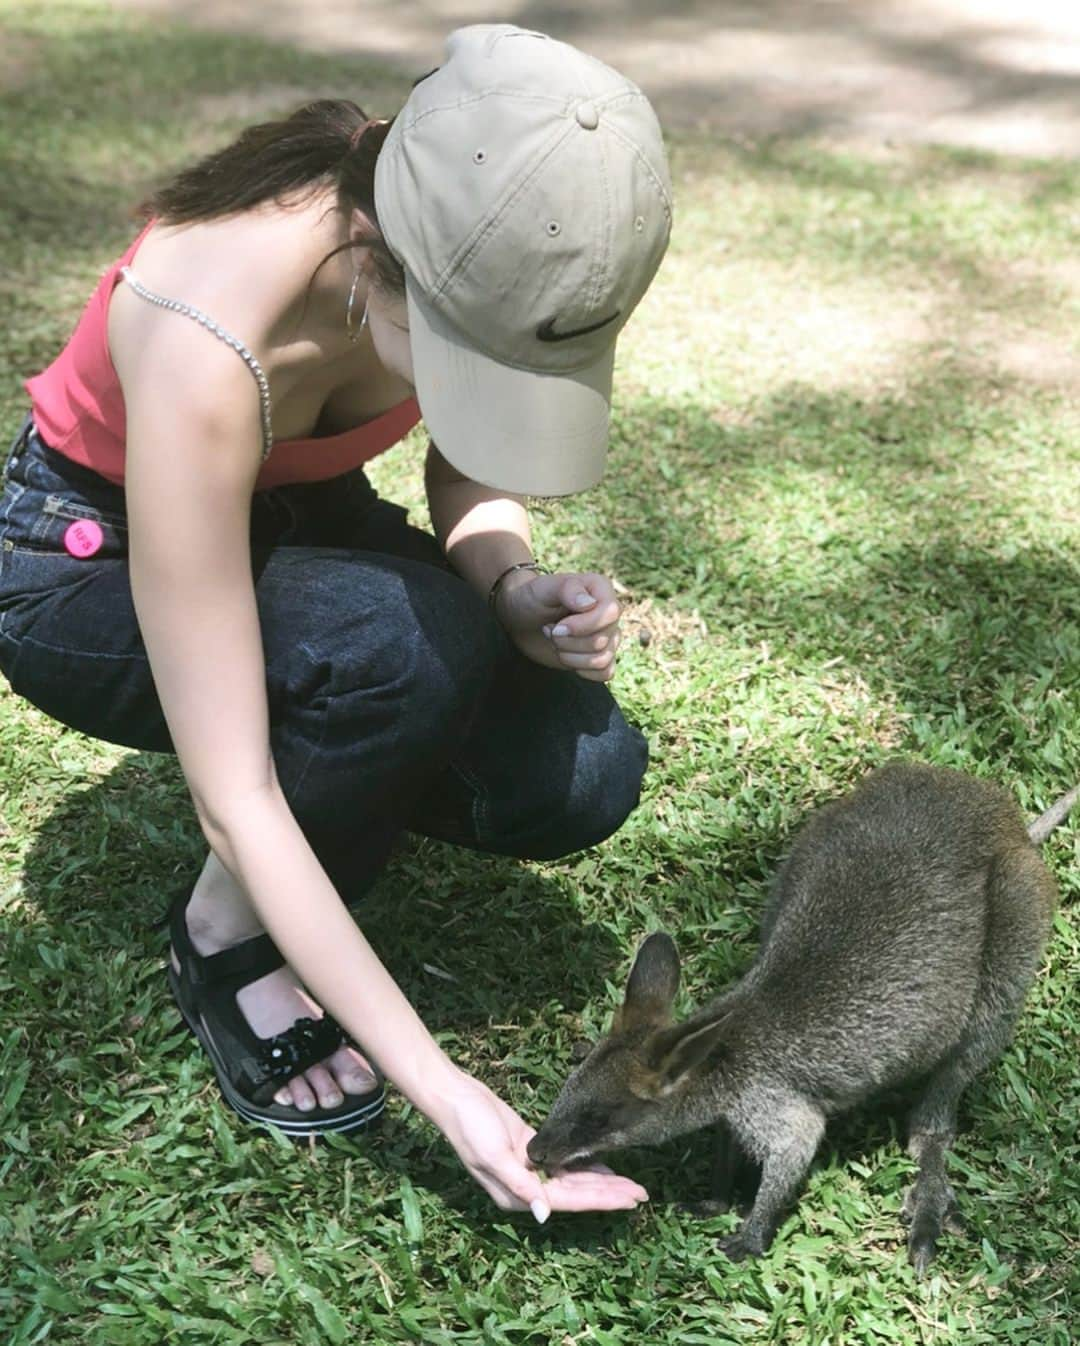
[63,519,104,558]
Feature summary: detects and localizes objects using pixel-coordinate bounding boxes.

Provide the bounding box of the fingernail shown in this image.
[542,625,553,638]
[530,1198,551,1224]
[573,592,594,607]
[551,624,569,637]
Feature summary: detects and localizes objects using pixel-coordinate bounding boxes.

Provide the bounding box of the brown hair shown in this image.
[140,99,405,295]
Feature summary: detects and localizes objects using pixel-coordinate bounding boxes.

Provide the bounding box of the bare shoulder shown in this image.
[109,258,269,495]
[110,193,338,361]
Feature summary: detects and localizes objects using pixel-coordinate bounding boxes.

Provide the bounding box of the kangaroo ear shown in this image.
[612,932,681,1033]
[644,1015,729,1095]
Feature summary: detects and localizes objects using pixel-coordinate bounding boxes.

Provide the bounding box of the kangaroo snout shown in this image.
[525,1134,550,1167]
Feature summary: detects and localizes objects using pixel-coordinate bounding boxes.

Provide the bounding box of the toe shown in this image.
[330,1045,377,1095]
[303,1064,344,1111]
[288,1076,318,1113]
[274,1084,294,1107]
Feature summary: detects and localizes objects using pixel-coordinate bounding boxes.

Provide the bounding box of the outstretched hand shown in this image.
[496,571,621,681]
[436,1069,647,1220]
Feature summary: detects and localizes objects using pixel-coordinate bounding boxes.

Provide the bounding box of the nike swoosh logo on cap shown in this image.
[536,311,621,343]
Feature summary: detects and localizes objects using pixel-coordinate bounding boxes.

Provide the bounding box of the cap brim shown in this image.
[405,280,614,497]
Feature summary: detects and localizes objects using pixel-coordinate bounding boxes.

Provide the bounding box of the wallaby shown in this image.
[528,763,1073,1271]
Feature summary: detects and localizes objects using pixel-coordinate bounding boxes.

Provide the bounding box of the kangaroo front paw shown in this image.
[718,1229,767,1263]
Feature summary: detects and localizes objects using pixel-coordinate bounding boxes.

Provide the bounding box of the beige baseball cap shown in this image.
[374,24,672,496]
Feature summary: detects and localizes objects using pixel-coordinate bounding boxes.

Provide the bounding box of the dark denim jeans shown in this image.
[0,419,647,898]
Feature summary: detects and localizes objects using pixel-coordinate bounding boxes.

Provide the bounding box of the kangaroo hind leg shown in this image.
[904,847,1051,1275]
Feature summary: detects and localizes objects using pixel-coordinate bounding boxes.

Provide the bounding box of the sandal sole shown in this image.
[168,964,386,1139]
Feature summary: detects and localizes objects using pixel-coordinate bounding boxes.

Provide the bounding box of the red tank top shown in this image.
[24,222,422,491]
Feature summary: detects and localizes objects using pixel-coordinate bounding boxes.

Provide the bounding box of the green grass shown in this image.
[2,2,1079,1342]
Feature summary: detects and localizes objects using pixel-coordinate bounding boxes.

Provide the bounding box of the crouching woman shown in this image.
[0,25,671,1218]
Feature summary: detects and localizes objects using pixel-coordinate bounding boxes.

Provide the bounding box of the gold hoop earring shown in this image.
[346,274,369,343]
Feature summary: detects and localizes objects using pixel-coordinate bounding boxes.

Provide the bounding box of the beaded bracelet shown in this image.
[487,560,550,610]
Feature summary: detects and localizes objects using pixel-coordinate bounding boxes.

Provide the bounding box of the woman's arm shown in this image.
[425,444,622,681]
[115,308,463,1113]
[425,440,534,587]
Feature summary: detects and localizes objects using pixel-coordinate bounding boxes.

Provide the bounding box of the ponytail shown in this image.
[140,100,405,295]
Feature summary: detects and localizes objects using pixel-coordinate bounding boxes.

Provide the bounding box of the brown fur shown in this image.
[529,763,1070,1270]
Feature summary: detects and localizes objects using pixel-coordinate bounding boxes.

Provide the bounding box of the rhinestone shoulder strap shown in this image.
[118,266,274,462]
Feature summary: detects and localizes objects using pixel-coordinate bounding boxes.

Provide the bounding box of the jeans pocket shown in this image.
[2,433,130,560]
[26,491,129,556]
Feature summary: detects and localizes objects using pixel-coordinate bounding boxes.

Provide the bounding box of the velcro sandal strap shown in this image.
[168,890,285,987]
[190,934,285,987]
[237,1015,348,1105]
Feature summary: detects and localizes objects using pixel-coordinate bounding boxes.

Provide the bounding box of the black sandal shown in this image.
[166,892,385,1137]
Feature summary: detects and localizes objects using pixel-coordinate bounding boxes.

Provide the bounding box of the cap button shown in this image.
[575,100,600,130]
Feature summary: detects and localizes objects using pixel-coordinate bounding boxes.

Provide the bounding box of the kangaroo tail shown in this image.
[1028,784,1080,845]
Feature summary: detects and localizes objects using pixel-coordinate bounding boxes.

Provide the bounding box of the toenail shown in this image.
[326,1094,343,1108]
[297,1097,315,1112]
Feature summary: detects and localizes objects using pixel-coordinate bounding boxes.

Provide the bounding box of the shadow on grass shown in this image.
[4,745,638,1225]
[11,744,629,1027]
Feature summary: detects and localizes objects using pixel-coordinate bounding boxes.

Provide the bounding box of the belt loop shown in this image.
[3,414,32,484]
[14,414,32,455]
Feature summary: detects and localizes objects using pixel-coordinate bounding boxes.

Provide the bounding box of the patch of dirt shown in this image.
[0,30,44,93]
[978,333,1080,391]
[618,594,709,650]
[940,256,1080,393]
[109,0,1080,158]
